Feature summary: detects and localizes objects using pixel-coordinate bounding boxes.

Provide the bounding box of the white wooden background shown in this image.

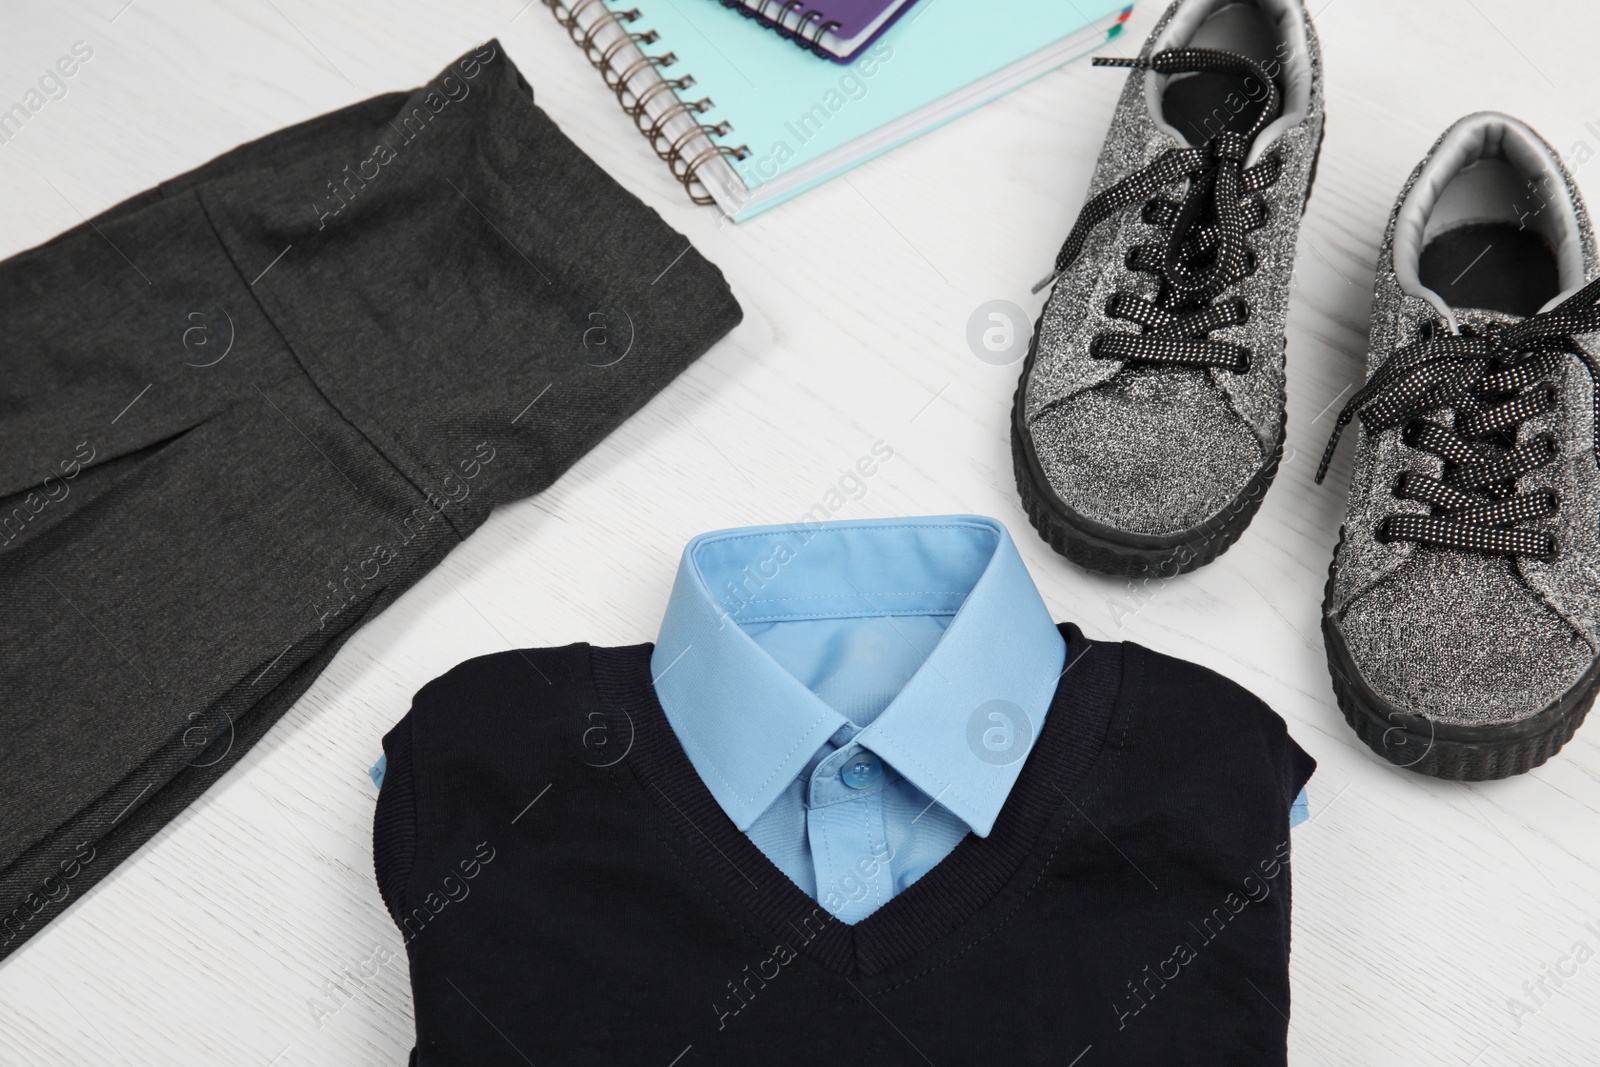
[3,0,1600,1063]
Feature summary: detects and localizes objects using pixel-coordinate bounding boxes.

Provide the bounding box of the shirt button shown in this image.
[840,752,883,789]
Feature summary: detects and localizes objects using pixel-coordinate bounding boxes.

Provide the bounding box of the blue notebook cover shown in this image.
[607,0,1134,219]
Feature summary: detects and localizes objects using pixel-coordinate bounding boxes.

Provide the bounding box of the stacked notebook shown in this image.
[544,0,1135,221]
[712,0,923,62]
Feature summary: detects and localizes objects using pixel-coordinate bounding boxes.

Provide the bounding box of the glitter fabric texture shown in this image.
[1021,0,1325,537]
[1326,116,1600,727]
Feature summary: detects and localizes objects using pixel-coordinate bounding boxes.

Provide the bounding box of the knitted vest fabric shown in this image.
[374,624,1314,1065]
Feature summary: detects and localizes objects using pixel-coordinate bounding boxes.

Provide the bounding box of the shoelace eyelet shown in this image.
[1124,247,1142,271]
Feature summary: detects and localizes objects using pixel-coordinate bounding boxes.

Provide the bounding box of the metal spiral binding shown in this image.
[723,0,840,60]
[541,0,751,207]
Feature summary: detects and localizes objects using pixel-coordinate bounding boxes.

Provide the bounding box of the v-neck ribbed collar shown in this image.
[592,624,1124,980]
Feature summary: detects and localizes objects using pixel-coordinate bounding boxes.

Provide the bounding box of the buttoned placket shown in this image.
[806,724,897,923]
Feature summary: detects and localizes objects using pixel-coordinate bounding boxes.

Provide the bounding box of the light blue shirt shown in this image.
[651,516,1067,924]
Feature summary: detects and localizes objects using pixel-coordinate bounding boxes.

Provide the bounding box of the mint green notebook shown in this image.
[549,0,1134,220]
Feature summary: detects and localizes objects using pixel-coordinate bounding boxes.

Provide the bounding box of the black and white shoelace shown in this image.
[1036,47,1285,373]
[1316,276,1600,559]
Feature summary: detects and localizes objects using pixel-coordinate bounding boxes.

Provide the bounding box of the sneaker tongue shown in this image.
[1406,297,1524,338]
[1163,69,1281,152]
[1241,95,1281,158]
[1432,284,1588,334]
[1449,305,1526,332]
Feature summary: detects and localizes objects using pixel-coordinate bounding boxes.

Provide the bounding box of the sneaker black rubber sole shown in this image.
[1321,527,1600,780]
[1010,122,1324,578]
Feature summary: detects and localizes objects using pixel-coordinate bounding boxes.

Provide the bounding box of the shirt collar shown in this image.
[651,516,1066,837]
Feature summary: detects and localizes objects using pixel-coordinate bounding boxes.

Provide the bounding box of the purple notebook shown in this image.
[717,0,921,62]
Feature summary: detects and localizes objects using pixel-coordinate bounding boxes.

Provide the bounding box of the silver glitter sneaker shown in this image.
[1012,0,1323,577]
[1318,112,1600,780]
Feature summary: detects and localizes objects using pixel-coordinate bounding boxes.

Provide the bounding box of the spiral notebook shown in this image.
[712,0,922,62]
[543,0,1135,221]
